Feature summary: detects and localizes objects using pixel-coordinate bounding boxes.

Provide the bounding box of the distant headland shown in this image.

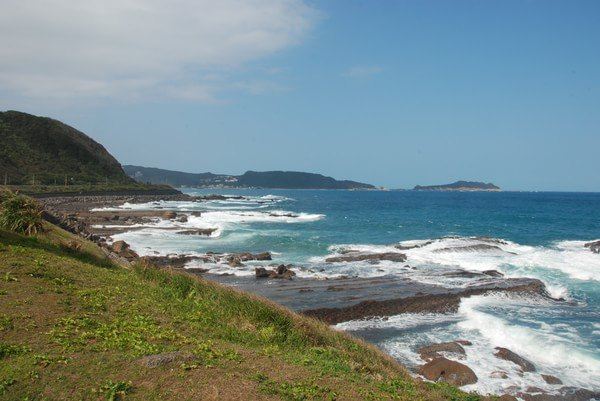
[413,181,500,192]
[124,165,375,190]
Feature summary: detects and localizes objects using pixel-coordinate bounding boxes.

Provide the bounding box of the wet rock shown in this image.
[191,211,202,217]
[584,240,600,254]
[434,244,503,253]
[138,351,195,368]
[455,340,472,346]
[303,278,548,324]
[326,252,406,263]
[230,252,272,262]
[541,374,562,385]
[418,357,477,386]
[228,257,244,267]
[418,342,466,361]
[141,255,205,269]
[483,270,504,277]
[394,240,433,250]
[494,347,536,372]
[518,386,599,401]
[490,371,509,379]
[177,215,188,223]
[178,228,217,236]
[255,265,295,280]
[162,211,177,219]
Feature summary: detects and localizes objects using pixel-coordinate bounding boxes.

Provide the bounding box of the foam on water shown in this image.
[337,294,600,396]
[458,294,600,392]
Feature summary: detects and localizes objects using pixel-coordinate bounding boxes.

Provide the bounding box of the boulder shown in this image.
[483,270,504,277]
[494,347,536,372]
[254,265,296,280]
[228,257,244,268]
[162,211,177,219]
[273,264,296,279]
[584,240,600,254]
[177,215,188,223]
[418,357,477,386]
[254,252,272,261]
[255,267,270,278]
[418,342,466,361]
[112,240,129,253]
[541,375,562,385]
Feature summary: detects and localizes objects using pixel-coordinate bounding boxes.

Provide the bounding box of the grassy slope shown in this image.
[3,183,179,196]
[0,223,483,401]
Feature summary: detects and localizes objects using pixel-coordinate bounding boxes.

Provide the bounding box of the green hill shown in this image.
[0,220,482,400]
[124,165,375,190]
[236,171,375,189]
[0,110,133,186]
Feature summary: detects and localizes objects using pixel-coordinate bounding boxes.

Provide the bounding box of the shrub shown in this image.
[0,191,44,235]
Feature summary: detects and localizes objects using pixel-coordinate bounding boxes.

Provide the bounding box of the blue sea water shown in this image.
[107,189,600,396]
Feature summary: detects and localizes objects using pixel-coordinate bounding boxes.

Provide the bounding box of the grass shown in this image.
[0,191,44,235]
[0,222,491,401]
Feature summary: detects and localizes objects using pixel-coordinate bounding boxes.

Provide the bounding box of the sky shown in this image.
[1,0,599,191]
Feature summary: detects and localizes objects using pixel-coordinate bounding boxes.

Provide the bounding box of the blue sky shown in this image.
[1,0,599,191]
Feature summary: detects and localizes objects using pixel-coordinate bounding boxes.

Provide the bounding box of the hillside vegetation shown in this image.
[0,220,485,400]
[0,110,132,186]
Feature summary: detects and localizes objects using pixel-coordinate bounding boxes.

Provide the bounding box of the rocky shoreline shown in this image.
[36,193,599,401]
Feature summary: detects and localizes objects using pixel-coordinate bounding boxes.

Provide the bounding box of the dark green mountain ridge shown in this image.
[0,110,132,185]
[124,165,375,189]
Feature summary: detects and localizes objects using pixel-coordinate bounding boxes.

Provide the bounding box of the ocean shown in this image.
[98,189,600,396]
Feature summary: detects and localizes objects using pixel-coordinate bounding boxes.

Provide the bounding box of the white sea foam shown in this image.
[318,236,600,287]
[457,294,600,392]
[335,294,600,395]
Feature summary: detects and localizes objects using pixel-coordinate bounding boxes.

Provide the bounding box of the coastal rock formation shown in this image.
[325,252,407,263]
[111,240,138,260]
[255,265,296,280]
[584,240,600,254]
[418,341,466,361]
[494,347,536,372]
[303,278,547,324]
[434,244,503,253]
[418,357,478,386]
[517,386,600,401]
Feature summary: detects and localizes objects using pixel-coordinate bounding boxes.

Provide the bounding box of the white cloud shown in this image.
[0,0,318,103]
[342,65,383,78]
